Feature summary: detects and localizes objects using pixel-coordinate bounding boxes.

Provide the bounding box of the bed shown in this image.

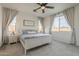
[19,30,52,55]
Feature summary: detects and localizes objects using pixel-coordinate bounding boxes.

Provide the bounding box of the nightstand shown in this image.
[8,35,18,44]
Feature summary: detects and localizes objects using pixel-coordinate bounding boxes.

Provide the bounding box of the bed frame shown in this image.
[20,34,52,55]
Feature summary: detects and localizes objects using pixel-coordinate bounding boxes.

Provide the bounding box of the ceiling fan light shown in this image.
[41,6,45,9]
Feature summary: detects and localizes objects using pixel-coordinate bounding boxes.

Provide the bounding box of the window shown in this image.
[8,17,16,35]
[52,14,71,32]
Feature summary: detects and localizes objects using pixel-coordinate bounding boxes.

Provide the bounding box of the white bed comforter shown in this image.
[21,33,50,39]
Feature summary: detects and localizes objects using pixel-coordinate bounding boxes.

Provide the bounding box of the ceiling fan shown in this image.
[33,3,54,13]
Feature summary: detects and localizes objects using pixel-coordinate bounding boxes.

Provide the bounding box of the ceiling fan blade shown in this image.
[37,3,48,6]
[37,3,42,6]
[42,9,45,13]
[45,6,54,9]
[43,3,48,6]
[33,7,41,12]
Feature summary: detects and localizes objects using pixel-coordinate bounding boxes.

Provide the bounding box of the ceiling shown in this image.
[0,3,78,17]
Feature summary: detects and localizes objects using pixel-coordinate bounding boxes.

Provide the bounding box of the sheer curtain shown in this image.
[2,7,18,44]
[63,7,76,44]
[49,14,55,34]
[38,17,45,33]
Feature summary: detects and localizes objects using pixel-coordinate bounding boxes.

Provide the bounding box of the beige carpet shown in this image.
[0,40,79,56]
[0,43,24,56]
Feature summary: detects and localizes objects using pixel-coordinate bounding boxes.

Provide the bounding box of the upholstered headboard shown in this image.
[22,30,37,34]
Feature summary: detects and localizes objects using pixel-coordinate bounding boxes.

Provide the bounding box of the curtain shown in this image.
[2,7,18,44]
[49,14,55,34]
[38,17,45,33]
[7,9,18,26]
[63,7,76,44]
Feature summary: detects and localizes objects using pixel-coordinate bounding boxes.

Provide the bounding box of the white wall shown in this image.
[16,12,39,34]
[0,6,2,47]
[52,32,72,43]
